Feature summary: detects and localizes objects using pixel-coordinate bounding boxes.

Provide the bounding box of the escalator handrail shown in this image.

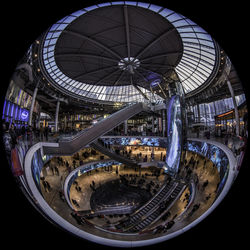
[59,103,144,143]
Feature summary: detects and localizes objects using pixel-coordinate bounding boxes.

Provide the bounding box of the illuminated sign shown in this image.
[150,79,161,87]
[217,110,233,118]
[21,110,29,120]
[19,108,29,122]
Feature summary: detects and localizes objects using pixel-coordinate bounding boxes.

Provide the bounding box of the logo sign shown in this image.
[20,109,29,121]
[150,79,161,87]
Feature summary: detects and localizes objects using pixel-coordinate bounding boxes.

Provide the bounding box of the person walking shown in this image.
[27,125,33,147]
[44,125,49,141]
[54,166,59,176]
[9,122,17,147]
[2,122,13,166]
[48,164,54,175]
[39,125,44,141]
[45,180,51,192]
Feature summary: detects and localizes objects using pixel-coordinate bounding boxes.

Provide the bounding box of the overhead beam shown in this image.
[130,75,149,100]
[134,27,175,60]
[73,65,118,81]
[140,63,174,69]
[94,68,122,85]
[124,6,131,61]
[55,53,119,63]
[140,51,182,62]
[113,70,125,86]
[63,30,122,60]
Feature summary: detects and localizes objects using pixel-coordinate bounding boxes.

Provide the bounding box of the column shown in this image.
[64,115,67,131]
[152,116,154,134]
[28,81,39,126]
[227,80,240,136]
[124,119,128,135]
[197,104,200,138]
[162,109,166,137]
[55,100,60,132]
[204,103,207,127]
[36,112,41,129]
[197,104,200,123]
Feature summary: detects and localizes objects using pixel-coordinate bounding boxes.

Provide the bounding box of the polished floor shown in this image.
[40,147,220,236]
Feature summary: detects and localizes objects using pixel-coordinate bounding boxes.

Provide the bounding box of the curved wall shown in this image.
[63,160,122,210]
[23,138,238,247]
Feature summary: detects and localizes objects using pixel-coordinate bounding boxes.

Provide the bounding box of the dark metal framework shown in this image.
[39,1,218,104]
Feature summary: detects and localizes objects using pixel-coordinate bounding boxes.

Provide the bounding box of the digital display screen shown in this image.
[165,95,182,173]
[16,140,28,169]
[186,140,229,179]
[32,151,40,188]
[31,149,46,190]
[100,137,161,147]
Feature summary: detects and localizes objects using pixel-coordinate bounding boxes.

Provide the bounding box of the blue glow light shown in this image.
[150,79,161,87]
[15,105,18,120]
[2,100,6,119]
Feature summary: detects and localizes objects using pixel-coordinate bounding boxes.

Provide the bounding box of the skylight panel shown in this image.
[63,15,76,24]
[137,2,150,8]
[125,1,137,6]
[158,8,173,17]
[149,4,162,13]
[174,20,191,28]
[166,12,181,22]
[71,10,86,17]
[111,1,125,5]
[84,5,99,12]
[98,2,112,7]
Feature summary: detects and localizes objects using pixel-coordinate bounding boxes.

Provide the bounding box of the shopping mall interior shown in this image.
[1,1,249,249]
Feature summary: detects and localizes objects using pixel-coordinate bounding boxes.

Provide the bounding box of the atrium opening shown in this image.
[1,1,248,247]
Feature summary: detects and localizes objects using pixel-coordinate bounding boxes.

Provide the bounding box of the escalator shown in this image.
[89,140,138,167]
[114,180,186,233]
[128,182,186,232]
[43,103,148,155]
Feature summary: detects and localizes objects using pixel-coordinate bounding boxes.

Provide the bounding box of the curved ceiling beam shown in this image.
[62,30,122,60]
[94,68,122,85]
[113,70,125,86]
[55,53,119,63]
[140,51,182,62]
[140,63,174,69]
[123,6,131,61]
[134,27,176,60]
[73,65,118,81]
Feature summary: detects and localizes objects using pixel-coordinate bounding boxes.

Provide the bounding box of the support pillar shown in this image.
[197,104,200,138]
[28,81,39,126]
[152,116,154,134]
[227,80,240,136]
[162,109,166,137]
[124,119,128,135]
[204,104,207,127]
[55,100,60,133]
[36,112,41,129]
[197,104,200,123]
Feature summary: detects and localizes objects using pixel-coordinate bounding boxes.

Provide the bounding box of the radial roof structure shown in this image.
[40,1,218,103]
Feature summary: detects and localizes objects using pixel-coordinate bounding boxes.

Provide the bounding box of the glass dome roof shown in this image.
[41,1,216,103]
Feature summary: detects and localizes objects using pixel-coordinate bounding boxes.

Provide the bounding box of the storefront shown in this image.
[2,100,30,127]
[215,101,247,137]
[2,80,40,128]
